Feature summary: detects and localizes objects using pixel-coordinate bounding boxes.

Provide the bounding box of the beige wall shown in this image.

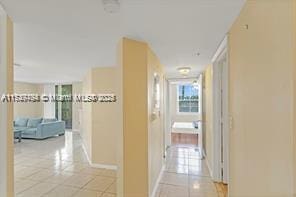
[91,67,120,166]
[82,68,119,166]
[72,82,82,132]
[121,38,149,197]
[293,0,296,194]
[14,82,43,118]
[0,14,14,197]
[147,47,164,195]
[228,0,296,196]
[120,38,164,197]
[7,16,14,197]
[82,71,92,160]
[203,65,214,175]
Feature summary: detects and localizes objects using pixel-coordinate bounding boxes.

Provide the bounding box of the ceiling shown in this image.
[0,0,245,83]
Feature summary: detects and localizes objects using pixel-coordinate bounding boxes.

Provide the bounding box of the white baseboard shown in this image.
[151,164,165,197]
[91,163,117,170]
[82,143,117,170]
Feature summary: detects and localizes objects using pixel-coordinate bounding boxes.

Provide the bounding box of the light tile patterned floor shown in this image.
[14,132,117,197]
[155,145,226,197]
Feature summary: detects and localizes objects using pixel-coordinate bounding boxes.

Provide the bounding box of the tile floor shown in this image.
[155,145,226,197]
[14,131,117,197]
[14,132,226,197]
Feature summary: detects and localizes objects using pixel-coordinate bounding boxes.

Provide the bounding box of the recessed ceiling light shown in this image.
[178,67,191,76]
[102,0,120,13]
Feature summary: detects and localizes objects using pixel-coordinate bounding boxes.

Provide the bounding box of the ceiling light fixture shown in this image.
[102,0,120,13]
[178,67,191,76]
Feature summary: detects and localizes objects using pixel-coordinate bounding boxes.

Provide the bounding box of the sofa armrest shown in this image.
[36,121,65,139]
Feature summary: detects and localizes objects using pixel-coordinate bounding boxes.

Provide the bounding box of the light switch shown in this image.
[229,116,233,129]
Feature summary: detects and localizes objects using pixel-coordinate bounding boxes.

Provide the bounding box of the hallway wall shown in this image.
[72,82,82,132]
[203,65,214,176]
[228,0,296,196]
[293,0,296,193]
[0,13,14,197]
[292,0,296,196]
[147,45,165,196]
[82,71,93,162]
[81,68,119,167]
[91,67,120,167]
[119,38,164,197]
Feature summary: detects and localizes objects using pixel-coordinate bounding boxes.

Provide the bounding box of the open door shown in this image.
[163,78,171,159]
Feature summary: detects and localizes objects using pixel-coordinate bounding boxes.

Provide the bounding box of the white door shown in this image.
[212,36,229,184]
[163,79,171,158]
[220,55,229,184]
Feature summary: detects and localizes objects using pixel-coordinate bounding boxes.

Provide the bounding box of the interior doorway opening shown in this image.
[55,84,73,129]
[164,76,203,153]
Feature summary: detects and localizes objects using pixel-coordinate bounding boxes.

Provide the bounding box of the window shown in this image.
[177,85,199,113]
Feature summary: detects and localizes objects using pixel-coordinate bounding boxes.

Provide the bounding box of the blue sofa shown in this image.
[14,117,65,139]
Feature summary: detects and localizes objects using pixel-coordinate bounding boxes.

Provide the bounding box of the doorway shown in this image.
[55,84,73,129]
[164,77,203,152]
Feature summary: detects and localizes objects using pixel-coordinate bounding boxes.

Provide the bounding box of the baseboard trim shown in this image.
[82,143,117,170]
[151,164,165,197]
[91,163,117,170]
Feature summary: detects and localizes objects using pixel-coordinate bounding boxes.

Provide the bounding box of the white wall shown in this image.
[43,84,55,118]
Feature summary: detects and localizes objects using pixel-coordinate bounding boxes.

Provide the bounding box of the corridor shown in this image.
[156,146,225,197]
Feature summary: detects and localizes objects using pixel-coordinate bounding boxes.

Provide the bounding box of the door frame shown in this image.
[212,36,229,183]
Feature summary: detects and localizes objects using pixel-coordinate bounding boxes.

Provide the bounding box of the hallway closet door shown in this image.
[212,36,229,184]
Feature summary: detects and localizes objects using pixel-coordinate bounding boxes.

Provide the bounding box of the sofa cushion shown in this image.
[14,126,27,131]
[14,118,28,127]
[42,118,57,123]
[27,118,43,128]
[23,128,37,135]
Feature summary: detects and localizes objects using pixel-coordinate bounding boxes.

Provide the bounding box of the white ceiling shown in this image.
[0,0,245,83]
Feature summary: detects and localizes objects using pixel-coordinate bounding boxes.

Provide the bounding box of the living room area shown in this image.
[13,81,117,197]
[13,82,82,142]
